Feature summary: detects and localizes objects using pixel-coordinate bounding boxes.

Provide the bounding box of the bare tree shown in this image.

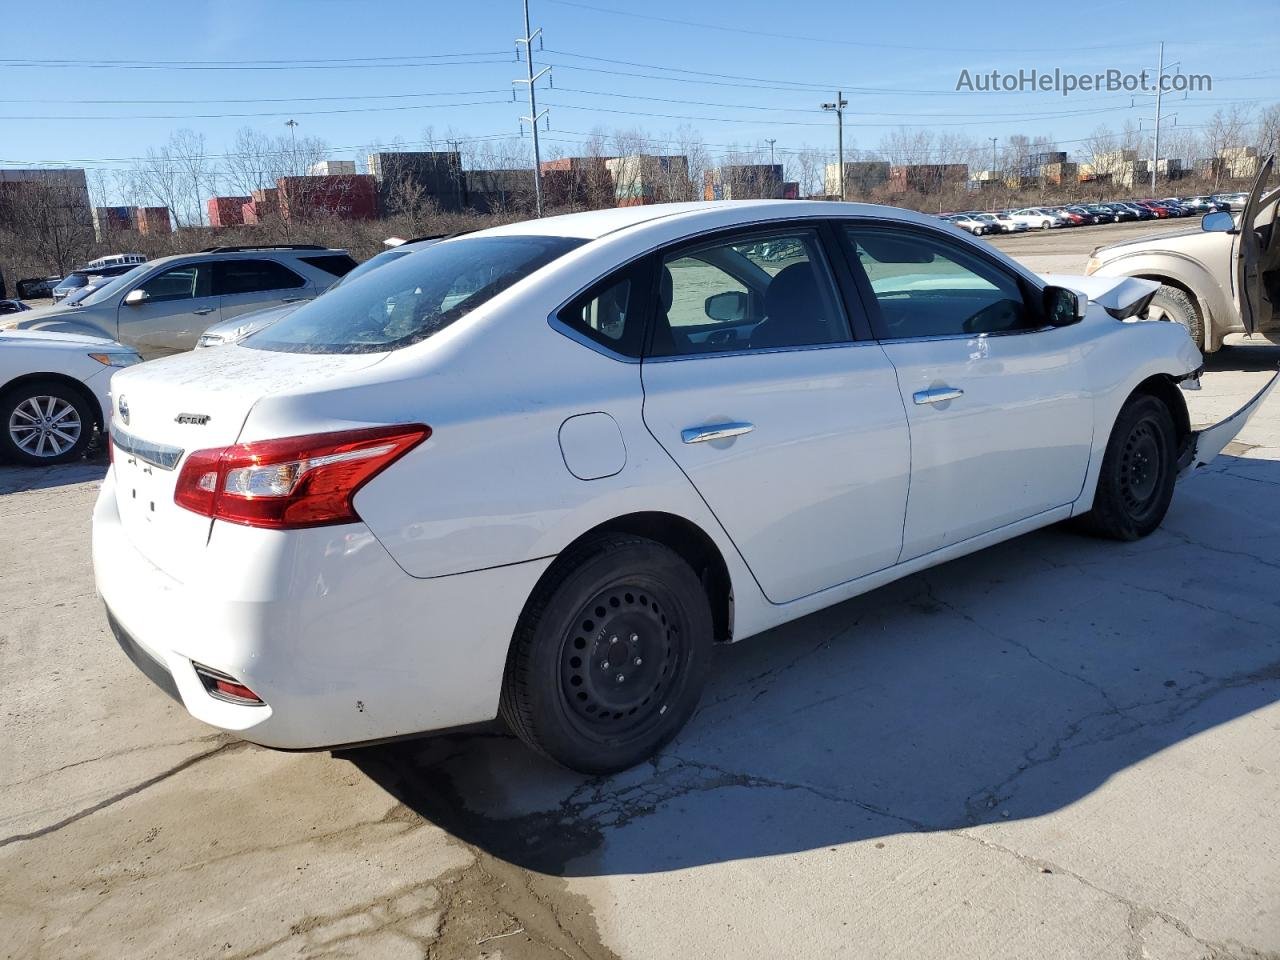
[0,171,95,275]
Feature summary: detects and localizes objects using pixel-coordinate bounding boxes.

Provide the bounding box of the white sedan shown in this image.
[0,329,141,464]
[92,200,1276,773]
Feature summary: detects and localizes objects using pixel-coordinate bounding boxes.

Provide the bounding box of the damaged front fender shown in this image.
[1178,366,1280,476]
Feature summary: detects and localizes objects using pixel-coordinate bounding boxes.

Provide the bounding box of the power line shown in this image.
[0,57,512,72]
[542,0,1159,53]
[0,98,513,122]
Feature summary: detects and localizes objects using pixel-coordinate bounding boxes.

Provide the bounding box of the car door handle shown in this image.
[193,307,216,315]
[913,387,964,405]
[681,422,754,444]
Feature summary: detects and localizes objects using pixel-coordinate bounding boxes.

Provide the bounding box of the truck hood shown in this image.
[1038,273,1161,319]
[1092,224,1206,256]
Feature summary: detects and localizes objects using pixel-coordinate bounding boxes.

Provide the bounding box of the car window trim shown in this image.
[832,218,1050,343]
[133,262,207,304]
[640,220,856,361]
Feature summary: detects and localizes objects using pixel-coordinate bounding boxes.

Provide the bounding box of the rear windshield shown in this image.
[246,234,585,354]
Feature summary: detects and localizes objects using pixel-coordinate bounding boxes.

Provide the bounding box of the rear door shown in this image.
[117,262,220,357]
[1235,155,1278,335]
[214,258,311,323]
[639,223,910,604]
[838,222,1093,561]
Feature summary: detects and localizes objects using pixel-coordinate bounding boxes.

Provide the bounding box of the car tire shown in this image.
[1078,394,1178,541]
[1147,284,1205,351]
[500,533,713,774]
[1041,220,1052,230]
[0,379,95,465]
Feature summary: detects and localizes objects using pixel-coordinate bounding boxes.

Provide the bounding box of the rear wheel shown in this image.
[1147,284,1205,351]
[1078,395,1178,541]
[1041,220,1052,230]
[500,534,713,774]
[0,379,95,465]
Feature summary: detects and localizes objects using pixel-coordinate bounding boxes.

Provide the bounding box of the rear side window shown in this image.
[214,259,306,296]
[300,254,358,277]
[556,266,646,358]
[248,235,585,354]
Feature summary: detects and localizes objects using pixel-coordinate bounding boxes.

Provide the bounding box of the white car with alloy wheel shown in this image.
[93,200,1277,774]
[1,330,141,464]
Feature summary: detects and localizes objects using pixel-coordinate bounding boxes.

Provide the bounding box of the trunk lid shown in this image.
[108,345,388,581]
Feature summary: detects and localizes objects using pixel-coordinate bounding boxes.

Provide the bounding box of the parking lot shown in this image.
[2,232,1278,960]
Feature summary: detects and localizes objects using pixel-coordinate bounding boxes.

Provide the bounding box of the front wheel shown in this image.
[1078,394,1178,541]
[1147,284,1205,351]
[0,379,95,465]
[500,534,713,774]
[1041,220,1052,230]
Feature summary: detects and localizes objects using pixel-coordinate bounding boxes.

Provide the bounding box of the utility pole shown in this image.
[989,137,998,176]
[514,0,549,217]
[1151,41,1164,193]
[821,92,847,199]
[766,138,776,167]
[285,119,300,177]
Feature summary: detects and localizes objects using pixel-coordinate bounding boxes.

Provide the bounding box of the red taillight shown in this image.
[174,424,430,529]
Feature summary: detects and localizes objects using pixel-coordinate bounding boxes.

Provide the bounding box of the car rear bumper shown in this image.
[92,469,552,749]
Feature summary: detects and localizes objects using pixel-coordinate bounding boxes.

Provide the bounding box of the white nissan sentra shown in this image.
[93,200,1277,773]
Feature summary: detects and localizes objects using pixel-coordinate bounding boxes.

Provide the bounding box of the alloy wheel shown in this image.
[9,395,82,459]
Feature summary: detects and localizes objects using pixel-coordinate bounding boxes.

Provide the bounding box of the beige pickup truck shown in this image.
[1086,156,1278,352]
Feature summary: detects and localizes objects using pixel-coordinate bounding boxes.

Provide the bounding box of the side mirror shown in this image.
[1201,211,1235,233]
[705,290,748,322]
[123,289,148,306]
[1043,285,1084,327]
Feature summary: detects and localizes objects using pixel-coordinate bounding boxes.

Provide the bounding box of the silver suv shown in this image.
[5,245,355,358]
[1087,157,1277,353]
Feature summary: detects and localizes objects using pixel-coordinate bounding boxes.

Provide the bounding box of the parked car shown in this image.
[94,199,1276,773]
[973,212,1026,234]
[943,213,992,236]
[1088,156,1278,352]
[1115,202,1156,221]
[1081,204,1118,223]
[1179,196,1230,214]
[4,245,356,358]
[0,300,31,316]
[1011,208,1066,229]
[15,276,61,300]
[1212,192,1250,211]
[196,236,446,348]
[58,262,146,307]
[0,329,141,464]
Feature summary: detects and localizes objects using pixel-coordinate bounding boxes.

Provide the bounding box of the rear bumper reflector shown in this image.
[192,663,266,706]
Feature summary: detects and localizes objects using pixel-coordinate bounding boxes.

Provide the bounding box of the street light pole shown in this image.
[821,92,848,199]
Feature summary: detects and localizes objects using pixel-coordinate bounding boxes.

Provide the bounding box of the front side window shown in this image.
[651,229,849,357]
[136,264,211,303]
[843,226,1034,339]
[248,234,584,354]
[214,259,306,296]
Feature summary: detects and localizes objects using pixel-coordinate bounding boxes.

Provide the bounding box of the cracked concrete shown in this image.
[1,238,1278,958]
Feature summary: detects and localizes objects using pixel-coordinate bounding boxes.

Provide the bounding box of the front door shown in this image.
[639,225,910,604]
[839,222,1094,561]
[117,263,219,358]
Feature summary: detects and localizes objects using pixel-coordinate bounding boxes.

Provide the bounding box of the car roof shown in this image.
[139,246,349,270]
[468,200,949,241]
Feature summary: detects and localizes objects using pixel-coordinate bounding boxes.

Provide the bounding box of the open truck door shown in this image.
[1236,155,1278,336]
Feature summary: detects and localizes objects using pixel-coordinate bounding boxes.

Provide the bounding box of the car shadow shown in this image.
[0,451,107,495]
[347,454,1280,878]
[1208,341,1280,372]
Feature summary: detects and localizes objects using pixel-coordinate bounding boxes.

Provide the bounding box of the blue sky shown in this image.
[2,0,1276,199]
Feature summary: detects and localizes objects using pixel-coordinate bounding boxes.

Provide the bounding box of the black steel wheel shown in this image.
[501,534,713,774]
[1078,394,1178,541]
